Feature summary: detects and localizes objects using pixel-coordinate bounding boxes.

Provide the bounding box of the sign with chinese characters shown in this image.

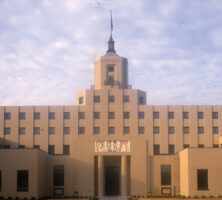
[95,140,130,153]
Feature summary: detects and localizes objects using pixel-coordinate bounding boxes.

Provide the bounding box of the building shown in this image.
[0,32,222,199]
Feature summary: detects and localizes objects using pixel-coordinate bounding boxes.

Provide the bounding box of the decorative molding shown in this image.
[95,140,130,152]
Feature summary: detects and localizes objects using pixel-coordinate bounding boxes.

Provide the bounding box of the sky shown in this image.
[0,0,222,106]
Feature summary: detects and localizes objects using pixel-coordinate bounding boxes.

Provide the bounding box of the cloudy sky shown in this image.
[0,0,222,106]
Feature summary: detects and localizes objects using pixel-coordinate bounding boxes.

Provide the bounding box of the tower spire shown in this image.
[106,10,116,54]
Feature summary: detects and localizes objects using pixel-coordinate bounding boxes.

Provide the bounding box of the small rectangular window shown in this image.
[64,112,70,119]
[49,112,55,120]
[78,112,85,119]
[138,112,144,119]
[123,127,130,134]
[183,112,189,119]
[33,127,40,135]
[161,165,171,185]
[198,144,204,148]
[94,112,100,119]
[108,75,114,81]
[78,127,85,134]
[198,127,204,134]
[183,144,190,149]
[79,96,83,104]
[139,97,144,104]
[153,127,160,134]
[94,96,100,103]
[168,112,174,119]
[34,112,40,120]
[108,66,114,72]
[153,144,160,155]
[63,127,70,135]
[197,169,208,190]
[168,127,174,134]
[213,127,219,134]
[108,95,115,103]
[183,127,189,134]
[212,112,218,119]
[48,145,55,155]
[198,112,204,119]
[108,112,115,119]
[123,112,130,119]
[168,145,175,154]
[18,145,25,149]
[153,112,159,119]
[138,127,145,134]
[53,165,64,187]
[213,144,219,148]
[123,95,129,102]
[4,128,10,135]
[19,127,25,135]
[17,170,28,192]
[19,112,26,120]
[48,127,55,135]
[4,112,11,120]
[93,127,100,134]
[63,145,70,155]
[33,145,40,149]
[108,127,115,134]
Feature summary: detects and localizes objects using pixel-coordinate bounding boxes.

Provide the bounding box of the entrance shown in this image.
[105,166,120,196]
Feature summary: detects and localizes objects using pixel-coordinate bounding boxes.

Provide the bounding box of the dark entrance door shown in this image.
[105,166,120,196]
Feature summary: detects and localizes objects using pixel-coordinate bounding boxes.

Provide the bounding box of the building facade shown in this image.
[0,35,222,199]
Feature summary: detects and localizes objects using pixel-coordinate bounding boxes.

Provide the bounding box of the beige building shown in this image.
[0,35,222,199]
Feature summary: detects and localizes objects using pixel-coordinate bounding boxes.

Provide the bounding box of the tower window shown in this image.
[138,112,145,119]
[78,112,85,119]
[94,112,100,119]
[183,127,189,134]
[48,145,55,155]
[153,144,160,155]
[34,112,40,120]
[78,127,85,134]
[94,96,100,103]
[93,127,100,134]
[19,127,25,135]
[161,165,171,185]
[198,127,204,134]
[34,127,40,135]
[213,127,219,134]
[168,112,174,119]
[4,128,11,135]
[212,112,218,119]
[108,95,115,103]
[63,145,70,155]
[108,112,115,119]
[183,144,190,149]
[123,127,130,134]
[138,127,145,134]
[19,112,26,120]
[64,127,70,135]
[153,127,160,134]
[123,95,129,102]
[168,127,174,134]
[139,97,144,104]
[168,145,175,154]
[183,112,189,119]
[123,112,130,119]
[49,112,55,120]
[48,127,55,135]
[108,127,115,134]
[153,112,159,119]
[79,96,83,104]
[198,112,204,119]
[4,112,11,120]
[108,66,114,72]
[64,112,70,119]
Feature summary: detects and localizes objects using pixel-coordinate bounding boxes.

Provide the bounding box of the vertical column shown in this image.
[121,155,127,196]
[98,155,104,196]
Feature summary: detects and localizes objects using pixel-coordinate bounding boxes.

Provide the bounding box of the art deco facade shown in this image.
[0,35,222,199]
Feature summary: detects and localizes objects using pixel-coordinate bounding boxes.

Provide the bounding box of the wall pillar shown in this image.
[121,155,127,196]
[98,155,104,196]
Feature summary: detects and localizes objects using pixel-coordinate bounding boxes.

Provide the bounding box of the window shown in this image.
[183,144,190,149]
[183,127,189,134]
[63,145,70,155]
[4,127,10,135]
[161,165,171,185]
[53,165,64,187]
[34,127,40,135]
[4,112,11,120]
[64,112,70,119]
[108,95,115,103]
[33,145,40,149]
[18,145,25,149]
[0,170,1,192]
[79,96,83,104]
[153,112,159,119]
[34,112,40,120]
[108,75,114,81]
[94,96,100,103]
[123,127,130,134]
[108,112,115,119]
[94,112,100,119]
[93,127,100,134]
[153,127,160,134]
[139,97,144,104]
[108,65,114,72]
[198,144,204,148]
[183,112,189,119]
[168,145,175,154]
[3,145,10,149]
[78,127,85,134]
[168,127,174,134]
[108,127,115,134]
[123,112,130,119]
[17,170,28,192]
[19,127,25,135]
[19,112,26,120]
[168,112,174,119]
[138,112,144,119]
[63,127,70,135]
[198,127,204,134]
[153,144,160,155]
[48,145,55,155]
[123,95,129,103]
[49,112,55,120]
[197,169,208,190]
[213,127,219,134]
[213,144,219,148]
[48,127,55,135]
[138,127,145,134]
[198,112,204,119]
[212,112,218,119]
[78,112,85,119]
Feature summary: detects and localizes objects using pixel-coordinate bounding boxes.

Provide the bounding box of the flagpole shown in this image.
[110,10,113,37]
